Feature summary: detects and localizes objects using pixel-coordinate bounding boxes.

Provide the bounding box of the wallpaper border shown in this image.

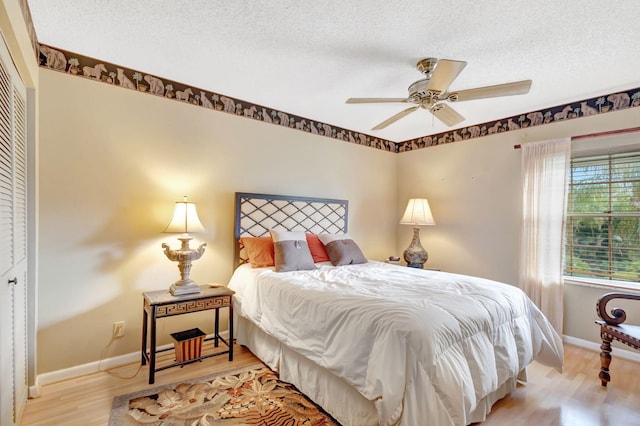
[37,44,395,153]
[38,43,639,153]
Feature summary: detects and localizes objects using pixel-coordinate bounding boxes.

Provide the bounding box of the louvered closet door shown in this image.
[0,33,28,426]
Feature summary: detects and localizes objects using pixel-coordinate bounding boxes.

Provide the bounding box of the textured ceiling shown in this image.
[28,0,640,142]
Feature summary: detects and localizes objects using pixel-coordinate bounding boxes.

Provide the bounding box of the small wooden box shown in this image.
[170,328,205,362]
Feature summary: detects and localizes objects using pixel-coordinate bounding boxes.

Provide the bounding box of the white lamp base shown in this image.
[162,235,206,296]
[170,281,201,296]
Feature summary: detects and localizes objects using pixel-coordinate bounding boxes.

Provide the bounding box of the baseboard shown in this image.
[29,331,231,398]
[29,347,142,398]
[563,335,640,363]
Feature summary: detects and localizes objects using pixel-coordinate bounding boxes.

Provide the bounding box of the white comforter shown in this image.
[229,261,563,425]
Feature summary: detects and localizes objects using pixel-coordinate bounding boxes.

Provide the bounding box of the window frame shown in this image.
[563,141,640,287]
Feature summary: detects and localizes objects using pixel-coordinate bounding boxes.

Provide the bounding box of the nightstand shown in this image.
[141,285,234,384]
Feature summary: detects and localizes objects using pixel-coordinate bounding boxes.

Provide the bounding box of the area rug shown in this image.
[109,363,340,425]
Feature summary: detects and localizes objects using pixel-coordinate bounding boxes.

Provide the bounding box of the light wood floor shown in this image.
[21,343,640,425]
[479,344,640,426]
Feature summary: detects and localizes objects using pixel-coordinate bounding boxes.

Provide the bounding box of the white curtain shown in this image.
[519,138,571,334]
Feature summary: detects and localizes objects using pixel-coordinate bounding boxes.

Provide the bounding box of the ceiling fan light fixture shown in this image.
[407,80,442,104]
[345,57,531,130]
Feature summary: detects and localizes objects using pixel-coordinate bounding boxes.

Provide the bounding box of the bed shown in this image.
[228,192,564,426]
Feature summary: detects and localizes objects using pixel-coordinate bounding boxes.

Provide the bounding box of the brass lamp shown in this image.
[400,198,436,268]
[162,196,207,295]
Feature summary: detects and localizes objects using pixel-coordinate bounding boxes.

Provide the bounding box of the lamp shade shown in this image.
[400,198,436,226]
[163,197,206,234]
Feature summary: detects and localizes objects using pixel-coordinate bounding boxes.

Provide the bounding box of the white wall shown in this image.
[397,132,522,283]
[37,69,397,373]
[397,106,640,343]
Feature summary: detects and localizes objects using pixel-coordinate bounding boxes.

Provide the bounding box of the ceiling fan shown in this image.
[346,57,532,130]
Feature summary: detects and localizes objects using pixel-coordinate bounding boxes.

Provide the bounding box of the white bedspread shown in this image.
[229,261,563,425]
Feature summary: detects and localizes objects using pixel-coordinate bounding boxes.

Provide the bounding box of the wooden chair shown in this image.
[596,292,640,386]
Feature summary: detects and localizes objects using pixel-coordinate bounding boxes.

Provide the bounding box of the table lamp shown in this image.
[162,196,207,295]
[400,198,436,268]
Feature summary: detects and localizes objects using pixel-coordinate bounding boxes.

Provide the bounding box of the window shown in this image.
[564,150,640,282]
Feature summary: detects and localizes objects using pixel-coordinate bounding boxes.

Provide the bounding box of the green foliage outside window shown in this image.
[564,152,640,282]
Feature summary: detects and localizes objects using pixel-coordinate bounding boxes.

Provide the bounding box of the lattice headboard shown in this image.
[234,192,348,266]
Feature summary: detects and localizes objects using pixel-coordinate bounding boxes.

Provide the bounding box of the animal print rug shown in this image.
[109,363,340,425]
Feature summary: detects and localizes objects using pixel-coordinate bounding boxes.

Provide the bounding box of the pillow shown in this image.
[305,233,330,263]
[240,236,275,267]
[318,234,367,266]
[269,229,316,272]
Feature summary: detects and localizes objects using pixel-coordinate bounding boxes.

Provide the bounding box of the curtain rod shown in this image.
[513,127,640,149]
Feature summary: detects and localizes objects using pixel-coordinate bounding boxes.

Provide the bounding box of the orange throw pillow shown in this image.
[306,233,330,263]
[241,236,275,267]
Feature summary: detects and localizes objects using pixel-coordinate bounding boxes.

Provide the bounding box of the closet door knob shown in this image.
[8,277,17,285]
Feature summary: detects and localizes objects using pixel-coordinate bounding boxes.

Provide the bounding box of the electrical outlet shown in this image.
[113,321,125,338]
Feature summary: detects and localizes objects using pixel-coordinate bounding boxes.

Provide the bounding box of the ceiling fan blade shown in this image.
[425,59,467,93]
[346,97,409,104]
[430,103,465,127]
[372,106,420,130]
[450,79,532,102]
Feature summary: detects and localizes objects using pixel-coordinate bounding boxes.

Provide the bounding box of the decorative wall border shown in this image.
[37,44,395,152]
[37,43,639,154]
